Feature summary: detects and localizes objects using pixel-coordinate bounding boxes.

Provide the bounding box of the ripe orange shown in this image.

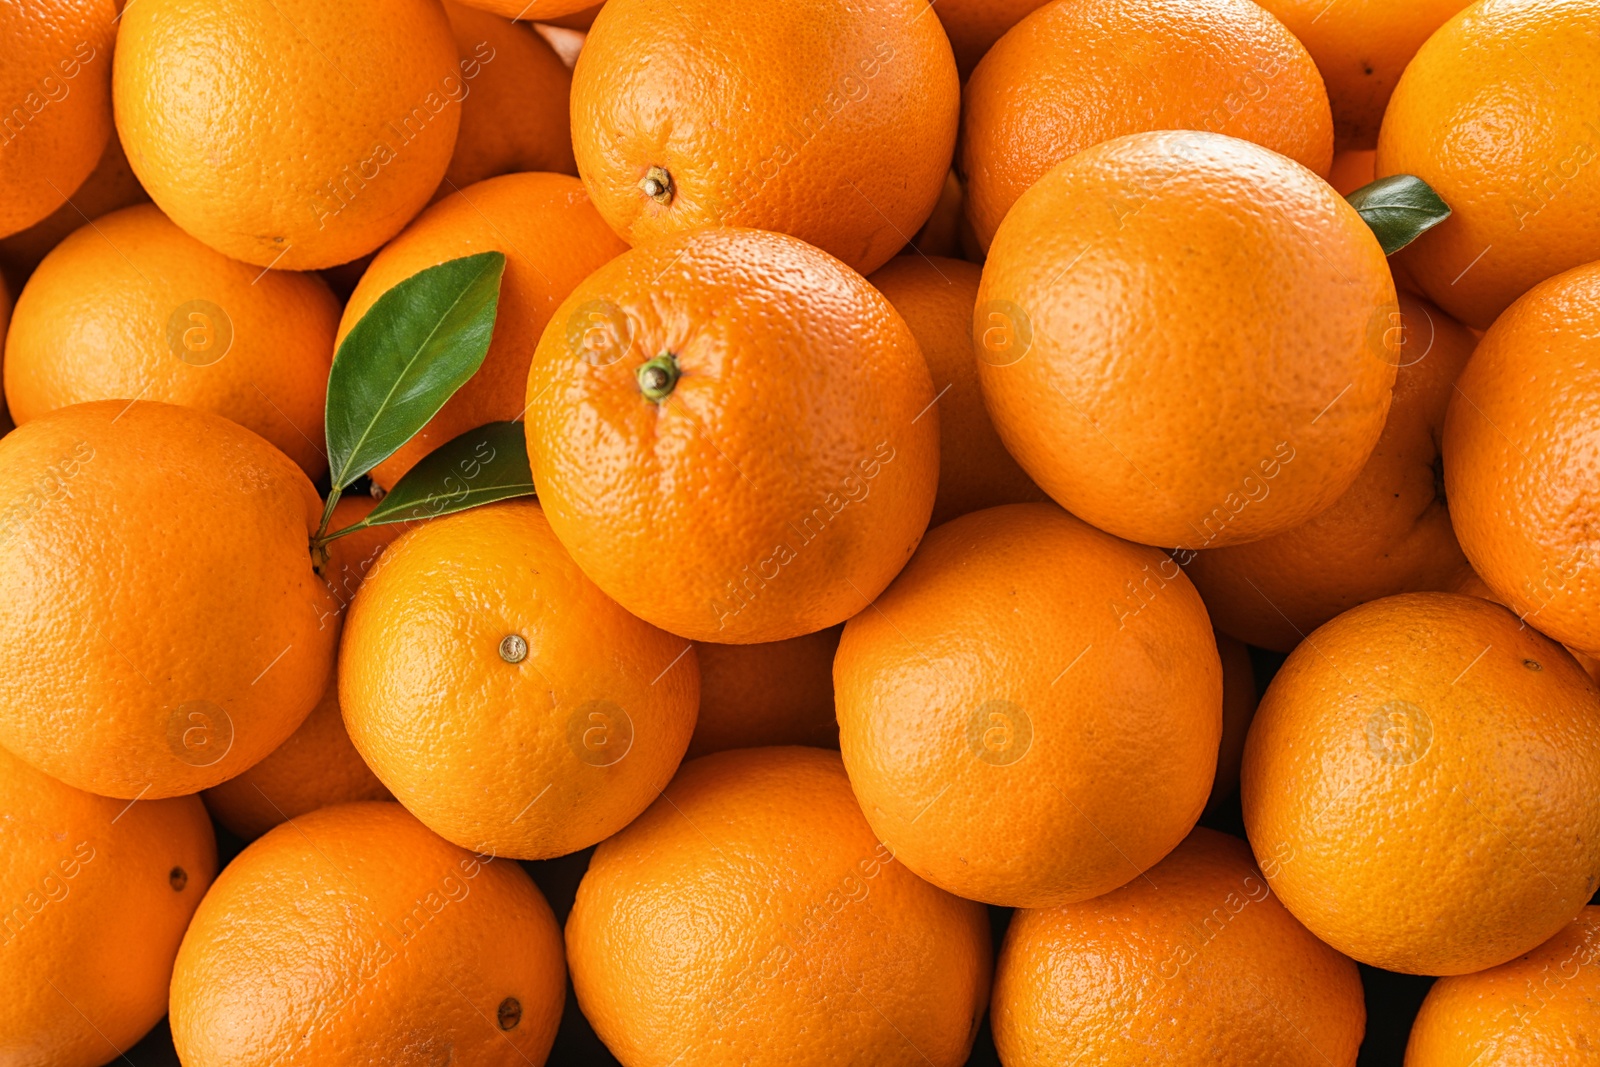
[868,255,1046,527]
[1184,293,1476,651]
[0,133,148,277]
[932,0,1050,80]
[340,500,698,860]
[571,0,959,275]
[1242,592,1600,975]
[1205,631,1259,816]
[1444,261,1600,658]
[687,626,841,758]
[1376,0,1600,328]
[835,503,1222,907]
[1255,0,1472,149]
[0,0,117,239]
[566,746,992,1067]
[1405,906,1600,1066]
[0,401,338,799]
[992,827,1366,1067]
[0,275,11,436]
[524,226,939,643]
[170,802,566,1066]
[449,0,597,21]
[977,130,1396,550]
[4,204,339,480]
[203,496,397,840]
[114,0,462,269]
[0,744,215,1067]
[1327,149,1377,197]
[437,2,576,196]
[339,171,626,489]
[960,0,1333,250]
[907,171,967,260]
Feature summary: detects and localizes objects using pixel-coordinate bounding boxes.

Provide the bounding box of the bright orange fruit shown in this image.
[688,626,841,758]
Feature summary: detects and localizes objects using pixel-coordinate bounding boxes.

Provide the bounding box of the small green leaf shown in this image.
[324,251,506,490]
[1345,175,1452,256]
[327,421,535,536]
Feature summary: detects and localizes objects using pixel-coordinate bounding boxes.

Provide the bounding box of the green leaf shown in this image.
[324,251,506,490]
[327,421,535,536]
[1345,175,1452,256]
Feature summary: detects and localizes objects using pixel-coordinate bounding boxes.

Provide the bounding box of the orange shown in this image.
[1444,261,1600,658]
[868,254,1046,526]
[835,503,1222,907]
[571,0,959,275]
[1328,148,1378,197]
[0,132,148,278]
[1256,0,1473,149]
[0,744,215,1067]
[3,204,339,480]
[1242,592,1600,975]
[1376,0,1600,328]
[0,275,10,437]
[436,2,576,197]
[1205,631,1259,816]
[0,401,338,799]
[1184,293,1476,651]
[977,130,1396,551]
[340,171,626,489]
[1405,906,1600,1066]
[566,746,992,1067]
[907,171,967,260]
[992,827,1366,1067]
[340,500,698,860]
[170,801,565,1066]
[524,226,939,644]
[687,626,841,758]
[450,0,597,20]
[113,0,462,269]
[202,496,398,840]
[0,0,117,239]
[960,0,1333,250]
[932,0,1050,80]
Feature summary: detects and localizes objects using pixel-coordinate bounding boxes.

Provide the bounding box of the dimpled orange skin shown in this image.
[437,3,576,196]
[571,0,959,276]
[566,747,992,1067]
[1444,262,1600,658]
[868,255,1047,527]
[0,401,338,799]
[1204,631,1259,817]
[1376,0,1600,329]
[340,172,626,490]
[449,0,596,20]
[932,0,1050,80]
[4,204,339,480]
[202,496,397,840]
[836,503,1222,908]
[170,802,565,1067]
[0,0,116,239]
[340,501,699,860]
[1184,294,1476,652]
[1405,907,1600,1066]
[0,134,149,276]
[525,227,939,644]
[686,626,841,758]
[992,827,1366,1067]
[977,131,1397,551]
[113,0,461,270]
[960,0,1333,251]
[0,745,215,1067]
[1255,0,1472,150]
[1242,592,1600,975]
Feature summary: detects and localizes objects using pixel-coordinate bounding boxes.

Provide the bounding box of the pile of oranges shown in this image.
[3,0,1600,1064]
